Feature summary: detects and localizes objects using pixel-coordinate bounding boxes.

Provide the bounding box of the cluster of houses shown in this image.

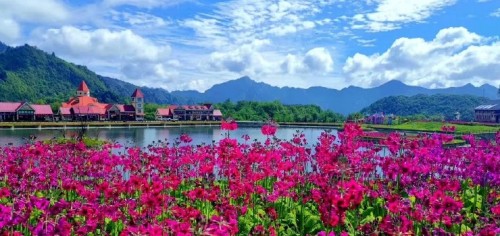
[156,105,223,121]
[0,81,224,122]
[0,81,145,122]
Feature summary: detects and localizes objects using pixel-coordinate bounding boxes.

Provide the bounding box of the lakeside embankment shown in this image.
[1,120,498,136]
[0,121,222,129]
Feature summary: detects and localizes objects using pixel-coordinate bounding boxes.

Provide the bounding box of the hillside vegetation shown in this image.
[216,100,345,122]
[360,94,490,121]
[0,43,178,110]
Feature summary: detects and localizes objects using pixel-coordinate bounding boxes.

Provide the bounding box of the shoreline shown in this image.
[0,121,222,130]
[0,121,498,136]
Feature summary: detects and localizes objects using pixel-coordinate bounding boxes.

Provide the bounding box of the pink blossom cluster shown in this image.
[261,124,278,136]
[221,120,238,131]
[0,123,498,235]
[441,125,457,133]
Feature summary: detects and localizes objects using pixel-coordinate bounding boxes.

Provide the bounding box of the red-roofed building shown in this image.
[156,105,176,120]
[58,107,72,121]
[130,88,144,120]
[77,81,90,96]
[31,104,54,121]
[108,104,137,121]
[157,104,222,121]
[0,102,54,121]
[59,81,145,121]
[213,109,223,121]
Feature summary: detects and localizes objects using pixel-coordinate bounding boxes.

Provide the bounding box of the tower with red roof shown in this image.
[77,81,90,97]
[131,88,144,120]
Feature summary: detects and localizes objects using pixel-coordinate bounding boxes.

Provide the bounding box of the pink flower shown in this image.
[261,123,278,136]
[221,119,238,131]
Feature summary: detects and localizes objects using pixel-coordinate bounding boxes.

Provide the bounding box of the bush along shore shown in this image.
[0,122,498,235]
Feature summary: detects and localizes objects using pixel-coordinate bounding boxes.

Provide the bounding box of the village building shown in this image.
[475,103,500,123]
[0,102,54,121]
[365,112,385,124]
[156,104,223,121]
[59,81,144,121]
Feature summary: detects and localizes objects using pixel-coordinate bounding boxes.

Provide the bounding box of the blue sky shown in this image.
[0,0,498,91]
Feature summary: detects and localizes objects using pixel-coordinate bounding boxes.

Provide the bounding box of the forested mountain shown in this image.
[360,94,491,121]
[0,43,179,109]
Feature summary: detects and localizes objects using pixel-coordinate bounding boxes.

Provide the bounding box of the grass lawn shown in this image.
[366,121,500,134]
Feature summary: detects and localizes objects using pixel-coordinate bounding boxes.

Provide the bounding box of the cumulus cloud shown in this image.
[343,27,500,88]
[351,0,457,32]
[303,48,334,72]
[33,26,174,83]
[281,47,334,74]
[0,0,69,23]
[0,0,70,42]
[0,19,21,43]
[208,40,272,74]
[35,26,170,62]
[208,40,334,76]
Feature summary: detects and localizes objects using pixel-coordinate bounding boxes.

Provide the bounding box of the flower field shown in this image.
[0,123,499,235]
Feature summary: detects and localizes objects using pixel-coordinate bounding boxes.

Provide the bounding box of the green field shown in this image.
[366,121,500,134]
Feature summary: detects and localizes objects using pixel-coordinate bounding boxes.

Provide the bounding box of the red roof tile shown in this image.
[131,88,144,98]
[62,96,108,109]
[59,107,71,115]
[157,108,171,116]
[31,105,53,115]
[78,81,90,92]
[0,102,22,112]
[213,109,223,116]
[72,106,106,115]
[115,104,136,112]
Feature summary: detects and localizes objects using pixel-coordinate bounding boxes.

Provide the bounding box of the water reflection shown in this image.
[0,126,337,147]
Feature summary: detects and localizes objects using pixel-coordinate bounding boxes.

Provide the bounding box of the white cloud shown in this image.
[303,47,334,72]
[35,26,170,62]
[343,27,500,88]
[103,0,189,8]
[281,47,334,74]
[0,0,70,43]
[0,0,69,23]
[208,40,334,76]
[183,0,335,48]
[351,0,456,32]
[491,8,500,17]
[0,19,21,43]
[33,26,174,84]
[179,0,338,88]
[208,39,273,74]
[110,11,168,28]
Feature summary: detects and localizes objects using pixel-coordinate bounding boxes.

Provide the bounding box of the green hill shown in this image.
[0,43,178,109]
[360,94,490,121]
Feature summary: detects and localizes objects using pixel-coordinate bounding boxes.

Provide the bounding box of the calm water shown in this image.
[0,126,338,147]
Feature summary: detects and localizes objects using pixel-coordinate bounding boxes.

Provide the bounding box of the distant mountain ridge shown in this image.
[0,42,497,115]
[173,76,497,115]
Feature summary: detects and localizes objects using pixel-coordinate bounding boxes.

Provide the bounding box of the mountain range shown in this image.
[0,42,497,114]
[172,77,498,115]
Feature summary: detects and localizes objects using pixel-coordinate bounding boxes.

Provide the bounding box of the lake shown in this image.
[0,126,338,147]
